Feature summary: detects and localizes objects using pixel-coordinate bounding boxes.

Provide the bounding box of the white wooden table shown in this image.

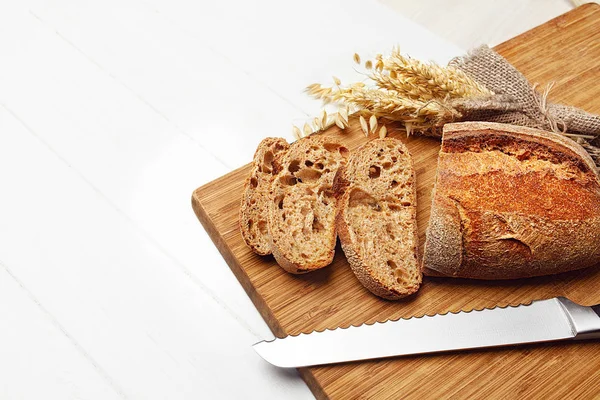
[0,0,572,398]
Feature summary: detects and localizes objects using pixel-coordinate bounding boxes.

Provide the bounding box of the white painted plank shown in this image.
[142,0,464,117]
[0,106,313,399]
[29,0,303,169]
[0,9,274,339]
[0,265,122,400]
[31,0,462,167]
[380,0,572,50]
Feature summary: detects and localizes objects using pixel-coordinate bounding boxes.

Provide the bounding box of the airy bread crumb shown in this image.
[335,138,421,299]
[268,136,349,274]
[239,137,290,255]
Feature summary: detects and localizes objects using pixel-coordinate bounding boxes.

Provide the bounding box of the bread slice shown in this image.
[334,138,421,300]
[424,121,600,279]
[239,137,290,255]
[268,136,349,273]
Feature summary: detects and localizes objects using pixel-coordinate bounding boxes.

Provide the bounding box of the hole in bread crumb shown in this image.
[295,168,322,182]
[289,160,301,173]
[401,201,411,206]
[248,219,253,229]
[261,151,274,173]
[339,146,349,158]
[382,162,392,170]
[389,204,402,212]
[368,165,381,179]
[249,177,258,188]
[391,156,397,162]
[301,253,309,259]
[324,142,340,152]
[394,268,409,283]
[282,213,286,221]
[315,162,324,170]
[281,175,297,186]
[275,196,284,209]
[385,224,396,240]
[348,188,377,209]
[318,188,334,205]
[387,260,398,270]
[305,160,313,167]
[390,180,399,188]
[312,217,324,232]
[257,220,267,234]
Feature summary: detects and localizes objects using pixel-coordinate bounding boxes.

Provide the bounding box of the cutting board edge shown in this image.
[192,187,328,398]
[191,188,286,337]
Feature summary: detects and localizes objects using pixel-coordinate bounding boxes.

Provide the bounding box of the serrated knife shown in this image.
[253,297,600,368]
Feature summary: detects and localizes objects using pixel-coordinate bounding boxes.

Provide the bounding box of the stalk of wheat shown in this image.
[299,47,493,138]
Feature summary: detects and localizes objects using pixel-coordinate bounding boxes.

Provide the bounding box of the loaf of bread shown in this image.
[423,122,600,279]
[239,137,290,255]
[268,136,349,273]
[335,138,421,299]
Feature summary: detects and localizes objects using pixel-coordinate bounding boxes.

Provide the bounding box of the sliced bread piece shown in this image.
[268,136,349,273]
[239,137,290,255]
[334,138,420,300]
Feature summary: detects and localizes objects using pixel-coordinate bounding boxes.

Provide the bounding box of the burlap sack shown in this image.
[449,45,600,167]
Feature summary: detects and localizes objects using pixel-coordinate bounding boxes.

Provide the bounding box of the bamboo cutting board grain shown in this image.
[192,5,600,399]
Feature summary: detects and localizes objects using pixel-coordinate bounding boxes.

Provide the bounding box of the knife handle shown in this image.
[558,298,600,340]
[577,303,600,339]
[587,304,600,340]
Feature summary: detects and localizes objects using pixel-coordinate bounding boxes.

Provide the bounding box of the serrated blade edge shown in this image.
[253,298,579,368]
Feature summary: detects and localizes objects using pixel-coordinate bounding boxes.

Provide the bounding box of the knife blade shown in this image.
[253,297,600,368]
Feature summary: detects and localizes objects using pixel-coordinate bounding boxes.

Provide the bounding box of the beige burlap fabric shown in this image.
[449,45,600,167]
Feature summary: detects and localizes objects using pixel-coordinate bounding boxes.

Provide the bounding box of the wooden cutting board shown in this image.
[192,4,600,399]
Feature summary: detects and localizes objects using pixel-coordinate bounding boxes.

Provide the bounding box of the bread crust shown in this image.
[335,138,421,299]
[424,122,600,279]
[239,137,289,255]
[268,136,349,274]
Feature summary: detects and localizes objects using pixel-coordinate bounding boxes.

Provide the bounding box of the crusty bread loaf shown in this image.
[239,137,290,255]
[424,121,600,279]
[268,136,349,273]
[334,138,421,299]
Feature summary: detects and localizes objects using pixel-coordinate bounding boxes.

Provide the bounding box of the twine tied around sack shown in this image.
[449,45,600,168]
